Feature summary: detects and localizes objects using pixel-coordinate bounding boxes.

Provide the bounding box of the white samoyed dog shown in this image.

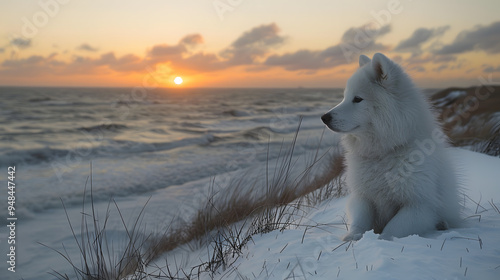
[321,53,462,241]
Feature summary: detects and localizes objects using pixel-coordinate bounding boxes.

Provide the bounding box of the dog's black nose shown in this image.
[321,113,332,124]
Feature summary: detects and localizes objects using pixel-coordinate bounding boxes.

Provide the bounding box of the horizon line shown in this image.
[0,85,451,90]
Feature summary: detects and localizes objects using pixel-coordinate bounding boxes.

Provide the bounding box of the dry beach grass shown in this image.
[430,85,500,155]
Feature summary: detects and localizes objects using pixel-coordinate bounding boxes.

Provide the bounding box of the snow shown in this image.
[434,90,467,108]
[452,148,500,200]
[447,91,467,100]
[150,148,500,280]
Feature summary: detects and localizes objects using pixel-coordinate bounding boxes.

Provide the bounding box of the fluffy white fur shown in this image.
[321,53,461,240]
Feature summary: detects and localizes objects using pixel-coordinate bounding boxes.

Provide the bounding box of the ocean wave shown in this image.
[178,121,206,129]
[170,121,208,134]
[38,100,97,106]
[222,109,253,117]
[1,134,220,167]
[41,100,73,106]
[240,126,274,140]
[28,97,52,103]
[149,128,169,134]
[113,100,157,107]
[171,127,208,134]
[77,123,128,132]
[150,134,218,149]
[1,147,71,166]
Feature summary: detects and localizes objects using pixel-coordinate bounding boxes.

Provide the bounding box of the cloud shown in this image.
[434,21,500,55]
[395,26,449,55]
[221,23,286,66]
[232,23,285,49]
[10,38,31,49]
[2,55,45,67]
[404,54,456,65]
[265,49,331,71]
[179,34,204,46]
[0,54,68,76]
[1,50,146,77]
[148,44,186,59]
[62,52,146,74]
[483,64,500,73]
[77,43,98,52]
[409,65,426,72]
[2,33,209,77]
[433,64,448,72]
[265,24,390,70]
[147,23,287,71]
[175,52,227,72]
[341,24,391,46]
[94,52,144,72]
[152,33,219,71]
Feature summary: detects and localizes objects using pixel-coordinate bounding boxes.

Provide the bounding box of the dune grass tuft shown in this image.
[143,123,345,277]
[42,163,152,279]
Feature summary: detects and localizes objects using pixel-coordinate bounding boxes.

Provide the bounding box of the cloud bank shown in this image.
[434,21,500,55]
[265,24,390,71]
[1,21,499,80]
[395,26,449,55]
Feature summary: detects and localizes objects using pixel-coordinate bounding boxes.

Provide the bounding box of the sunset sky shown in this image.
[1,0,499,88]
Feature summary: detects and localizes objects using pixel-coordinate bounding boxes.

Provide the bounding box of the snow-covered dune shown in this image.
[148,148,499,280]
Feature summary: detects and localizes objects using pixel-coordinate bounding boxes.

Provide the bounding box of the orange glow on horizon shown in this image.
[0,58,492,89]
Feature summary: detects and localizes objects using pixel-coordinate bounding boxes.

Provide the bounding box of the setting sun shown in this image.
[174,76,183,85]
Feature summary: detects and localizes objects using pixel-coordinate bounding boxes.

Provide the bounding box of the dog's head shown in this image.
[321,53,410,136]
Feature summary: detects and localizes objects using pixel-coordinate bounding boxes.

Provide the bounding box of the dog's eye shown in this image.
[352,96,364,103]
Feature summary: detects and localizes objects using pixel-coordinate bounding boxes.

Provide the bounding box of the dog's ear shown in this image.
[371,53,392,83]
[359,55,371,67]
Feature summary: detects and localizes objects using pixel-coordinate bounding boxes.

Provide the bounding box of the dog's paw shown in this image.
[342,232,363,241]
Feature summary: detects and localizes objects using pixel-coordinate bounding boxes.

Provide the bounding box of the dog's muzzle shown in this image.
[321,113,332,125]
